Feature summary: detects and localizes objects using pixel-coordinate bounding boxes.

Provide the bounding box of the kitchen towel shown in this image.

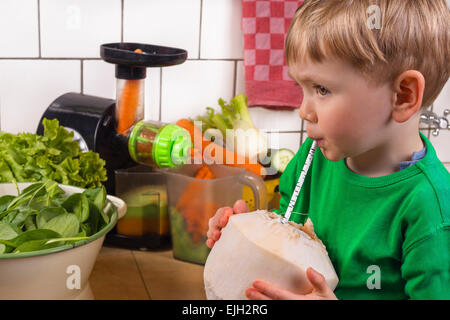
[242,0,303,109]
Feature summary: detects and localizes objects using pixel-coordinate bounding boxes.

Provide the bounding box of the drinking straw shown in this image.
[280,140,317,224]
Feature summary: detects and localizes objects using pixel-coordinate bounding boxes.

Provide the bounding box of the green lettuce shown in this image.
[0,118,107,188]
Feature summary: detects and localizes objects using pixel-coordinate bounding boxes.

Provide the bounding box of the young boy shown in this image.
[206,0,450,300]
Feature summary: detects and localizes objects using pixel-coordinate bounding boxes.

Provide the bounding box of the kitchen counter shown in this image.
[89,246,206,300]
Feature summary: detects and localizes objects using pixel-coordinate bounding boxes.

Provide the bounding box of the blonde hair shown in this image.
[286,0,450,108]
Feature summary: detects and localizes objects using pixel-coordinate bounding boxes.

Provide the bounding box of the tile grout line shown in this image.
[300,119,304,146]
[37,0,41,58]
[233,60,237,96]
[427,104,432,140]
[0,57,245,61]
[159,68,163,121]
[80,59,83,94]
[198,0,203,59]
[130,250,153,300]
[0,57,103,60]
[263,130,302,134]
[121,0,124,42]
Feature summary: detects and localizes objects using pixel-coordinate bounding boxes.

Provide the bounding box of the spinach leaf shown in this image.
[7,208,38,229]
[61,193,89,223]
[83,187,106,214]
[36,207,67,229]
[24,215,37,231]
[0,221,21,239]
[85,201,103,236]
[13,239,63,253]
[41,213,79,238]
[3,209,19,224]
[0,195,15,212]
[9,229,61,247]
[80,223,92,237]
[0,180,112,255]
[6,182,45,211]
[13,234,90,253]
[0,221,20,254]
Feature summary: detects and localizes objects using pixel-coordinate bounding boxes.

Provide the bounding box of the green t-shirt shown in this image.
[273,132,450,300]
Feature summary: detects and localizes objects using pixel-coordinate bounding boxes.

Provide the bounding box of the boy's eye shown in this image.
[314,85,330,97]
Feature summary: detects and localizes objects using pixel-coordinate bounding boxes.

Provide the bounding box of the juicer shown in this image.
[36,42,188,249]
[37,42,187,195]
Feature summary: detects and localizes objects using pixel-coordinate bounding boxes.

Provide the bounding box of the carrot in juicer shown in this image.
[116,48,143,135]
[176,118,266,177]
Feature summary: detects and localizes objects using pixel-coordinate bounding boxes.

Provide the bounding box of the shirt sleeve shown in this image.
[401,225,450,299]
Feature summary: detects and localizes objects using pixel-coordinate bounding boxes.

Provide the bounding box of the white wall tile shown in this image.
[124,0,201,59]
[40,0,121,57]
[235,60,245,96]
[0,0,39,57]
[161,60,235,123]
[201,0,243,59]
[430,130,450,163]
[83,60,116,99]
[444,163,450,173]
[301,131,308,144]
[249,107,302,132]
[83,60,161,121]
[430,79,450,162]
[0,60,80,134]
[433,79,450,115]
[145,68,162,121]
[267,132,301,153]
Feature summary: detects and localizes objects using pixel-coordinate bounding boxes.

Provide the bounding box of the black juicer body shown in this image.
[37,92,134,196]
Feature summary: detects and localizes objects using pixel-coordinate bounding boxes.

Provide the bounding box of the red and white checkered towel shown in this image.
[242,0,303,109]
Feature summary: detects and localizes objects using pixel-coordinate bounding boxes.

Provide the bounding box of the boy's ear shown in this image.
[391,70,425,123]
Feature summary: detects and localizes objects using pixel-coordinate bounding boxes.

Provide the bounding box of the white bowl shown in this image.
[0,183,126,300]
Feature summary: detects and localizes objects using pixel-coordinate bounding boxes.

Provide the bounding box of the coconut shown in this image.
[203,210,339,300]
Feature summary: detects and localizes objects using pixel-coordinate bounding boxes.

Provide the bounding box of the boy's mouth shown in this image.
[307,132,324,147]
[316,139,324,147]
[308,135,323,147]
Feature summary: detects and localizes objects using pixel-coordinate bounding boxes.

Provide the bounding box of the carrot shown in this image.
[176,166,214,210]
[176,165,218,243]
[116,48,143,135]
[183,201,219,243]
[176,119,266,177]
[176,119,197,144]
[195,166,214,180]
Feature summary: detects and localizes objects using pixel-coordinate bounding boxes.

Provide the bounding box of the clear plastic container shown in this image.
[158,164,268,265]
[113,166,170,249]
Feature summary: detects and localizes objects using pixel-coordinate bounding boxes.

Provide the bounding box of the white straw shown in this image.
[280,140,317,224]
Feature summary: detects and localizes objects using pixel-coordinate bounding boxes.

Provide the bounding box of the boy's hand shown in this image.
[245,267,338,300]
[206,200,249,249]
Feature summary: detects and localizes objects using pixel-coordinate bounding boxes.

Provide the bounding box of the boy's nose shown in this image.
[299,101,318,123]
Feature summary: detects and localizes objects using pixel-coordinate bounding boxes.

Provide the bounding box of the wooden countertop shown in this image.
[89,246,206,300]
